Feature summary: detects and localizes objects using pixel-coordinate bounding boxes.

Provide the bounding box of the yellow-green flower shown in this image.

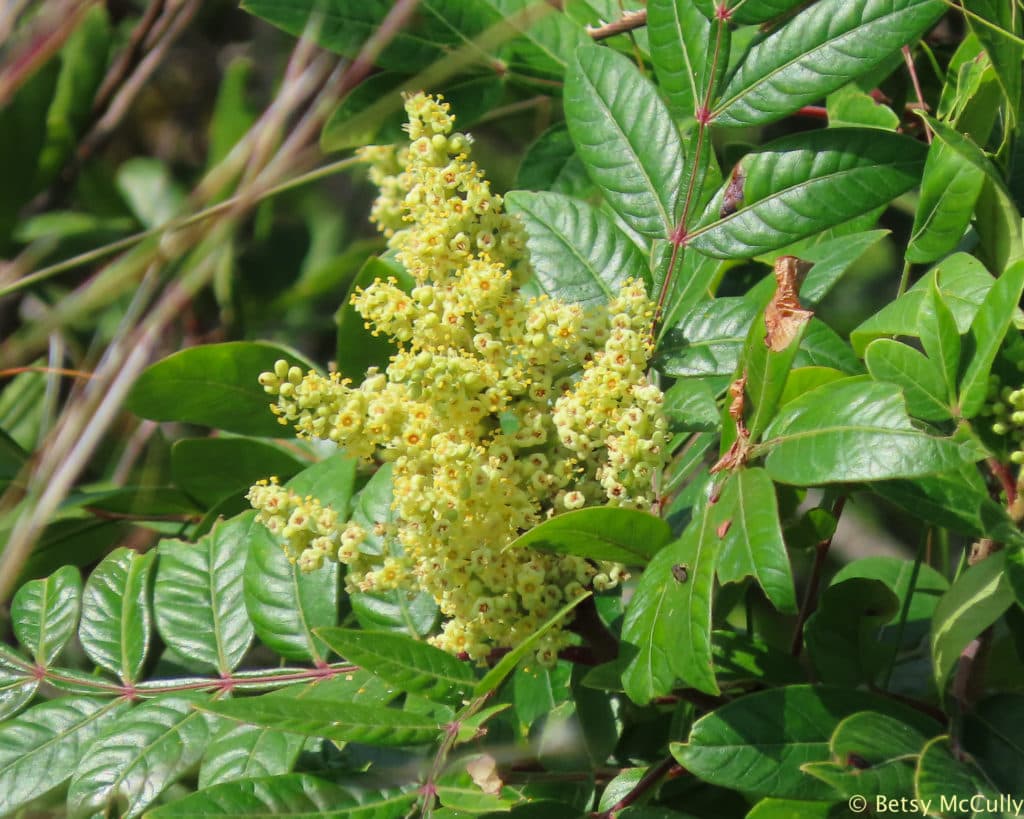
[249,93,670,664]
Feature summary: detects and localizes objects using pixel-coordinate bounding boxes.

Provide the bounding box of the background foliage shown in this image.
[1,0,1024,817]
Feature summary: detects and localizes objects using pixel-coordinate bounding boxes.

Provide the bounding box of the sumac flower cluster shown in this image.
[248,94,669,663]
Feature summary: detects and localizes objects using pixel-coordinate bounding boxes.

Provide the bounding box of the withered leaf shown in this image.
[712,374,752,473]
[764,255,813,352]
[720,164,745,218]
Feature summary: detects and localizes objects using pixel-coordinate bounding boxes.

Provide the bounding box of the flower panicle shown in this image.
[250,93,670,665]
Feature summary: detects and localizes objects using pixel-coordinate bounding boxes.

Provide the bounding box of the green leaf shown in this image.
[688,129,927,259]
[11,564,81,665]
[516,124,592,198]
[931,551,1014,697]
[906,138,986,264]
[919,278,962,403]
[741,296,812,441]
[0,645,37,721]
[663,379,721,433]
[514,662,571,730]
[0,697,129,817]
[825,86,900,131]
[621,499,722,703]
[315,628,476,705]
[155,516,256,674]
[915,735,1004,815]
[717,468,797,614]
[874,469,1014,538]
[802,711,929,800]
[198,722,303,789]
[0,62,58,252]
[712,630,804,686]
[850,253,996,355]
[965,0,1022,122]
[648,0,724,121]
[804,578,900,684]
[240,0,496,71]
[793,320,863,375]
[796,229,891,307]
[865,339,953,422]
[657,297,757,377]
[126,342,318,437]
[67,693,216,819]
[171,438,305,507]
[506,191,648,305]
[485,0,588,76]
[336,256,415,380]
[565,43,684,239]
[778,367,846,407]
[438,767,513,812]
[832,556,949,632]
[922,113,1024,271]
[35,5,111,186]
[322,73,503,154]
[79,547,155,684]
[201,697,442,746]
[198,671,396,788]
[712,0,944,127]
[115,157,186,229]
[694,0,807,24]
[761,378,981,485]
[659,248,722,334]
[962,693,1024,796]
[959,259,1024,418]
[16,517,130,588]
[320,72,405,153]
[147,773,417,818]
[746,799,855,819]
[507,507,672,565]
[672,685,938,799]
[350,590,440,636]
[244,514,338,663]
[244,453,356,660]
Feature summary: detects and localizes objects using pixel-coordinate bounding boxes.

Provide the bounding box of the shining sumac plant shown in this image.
[1,0,1024,817]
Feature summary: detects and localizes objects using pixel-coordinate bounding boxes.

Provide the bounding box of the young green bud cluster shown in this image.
[983,374,1024,464]
[249,93,669,664]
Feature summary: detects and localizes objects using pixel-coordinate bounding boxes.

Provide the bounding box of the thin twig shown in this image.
[790,496,847,657]
[92,0,165,114]
[0,0,98,107]
[901,45,931,144]
[587,9,647,40]
[77,0,201,163]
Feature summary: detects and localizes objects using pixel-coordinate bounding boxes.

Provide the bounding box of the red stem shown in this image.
[653,14,729,326]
